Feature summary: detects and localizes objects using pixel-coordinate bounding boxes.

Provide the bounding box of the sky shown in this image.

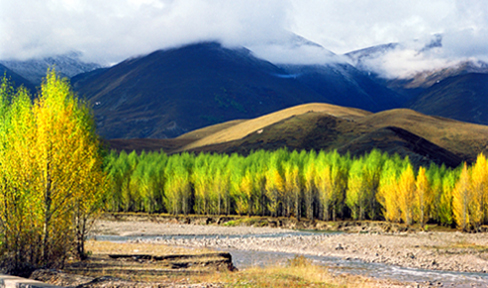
[1,0,488,78]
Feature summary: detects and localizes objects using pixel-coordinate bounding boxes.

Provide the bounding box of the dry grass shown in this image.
[359,108,488,158]
[189,255,401,288]
[180,103,371,151]
[176,119,247,141]
[85,240,212,256]
[178,103,488,164]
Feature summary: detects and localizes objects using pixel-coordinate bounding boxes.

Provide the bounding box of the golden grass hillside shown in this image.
[107,102,488,166]
[179,103,371,151]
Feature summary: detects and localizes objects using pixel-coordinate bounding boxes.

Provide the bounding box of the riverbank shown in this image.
[91,215,488,274]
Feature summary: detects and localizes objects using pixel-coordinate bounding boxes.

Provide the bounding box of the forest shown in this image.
[104,148,488,231]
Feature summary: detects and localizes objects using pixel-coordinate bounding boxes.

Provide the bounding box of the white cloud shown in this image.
[1,0,488,76]
[358,45,463,79]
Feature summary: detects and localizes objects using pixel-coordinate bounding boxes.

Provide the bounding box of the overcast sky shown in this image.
[1,0,488,78]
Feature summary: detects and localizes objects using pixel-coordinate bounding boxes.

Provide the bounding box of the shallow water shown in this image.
[226,249,488,287]
[94,232,488,287]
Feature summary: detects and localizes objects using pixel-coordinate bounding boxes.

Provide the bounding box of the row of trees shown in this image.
[0,73,107,274]
[104,148,488,231]
[4,70,488,275]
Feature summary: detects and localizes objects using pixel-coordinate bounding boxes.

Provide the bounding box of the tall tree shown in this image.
[453,163,472,231]
[471,153,488,226]
[415,166,431,228]
[0,72,107,271]
[398,164,416,225]
[377,159,401,223]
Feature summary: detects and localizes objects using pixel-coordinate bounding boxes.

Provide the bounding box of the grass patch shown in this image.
[223,220,238,227]
[190,255,384,287]
[430,240,488,254]
[451,241,488,252]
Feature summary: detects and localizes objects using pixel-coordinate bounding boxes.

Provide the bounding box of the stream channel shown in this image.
[95,231,488,287]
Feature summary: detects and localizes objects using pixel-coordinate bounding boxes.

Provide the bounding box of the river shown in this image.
[94,230,488,287]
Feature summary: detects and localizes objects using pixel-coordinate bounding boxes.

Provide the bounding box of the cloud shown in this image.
[356,43,464,79]
[1,0,488,74]
[0,0,294,64]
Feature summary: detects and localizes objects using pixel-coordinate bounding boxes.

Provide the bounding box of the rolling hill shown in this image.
[72,42,403,139]
[107,103,488,167]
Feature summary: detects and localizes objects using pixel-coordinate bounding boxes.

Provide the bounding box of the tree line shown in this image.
[104,148,488,231]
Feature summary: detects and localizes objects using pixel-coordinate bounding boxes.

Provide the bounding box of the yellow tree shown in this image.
[0,71,107,271]
[32,71,107,262]
[398,164,416,225]
[470,153,488,226]
[237,170,253,215]
[415,166,431,228]
[377,159,404,223]
[0,81,38,272]
[453,163,472,231]
[265,166,284,217]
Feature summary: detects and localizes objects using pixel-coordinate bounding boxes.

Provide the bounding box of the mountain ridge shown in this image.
[107,102,488,168]
[71,41,404,139]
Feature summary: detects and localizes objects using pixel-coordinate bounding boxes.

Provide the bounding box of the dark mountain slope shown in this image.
[409,73,488,125]
[73,42,406,139]
[73,42,328,139]
[0,63,36,92]
[279,63,403,111]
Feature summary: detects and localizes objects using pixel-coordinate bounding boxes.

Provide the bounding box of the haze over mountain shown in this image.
[0,63,36,92]
[346,34,488,92]
[0,52,101,85]
[72,42,403,139]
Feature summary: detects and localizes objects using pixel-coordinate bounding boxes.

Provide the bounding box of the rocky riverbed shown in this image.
[92,218,488,274]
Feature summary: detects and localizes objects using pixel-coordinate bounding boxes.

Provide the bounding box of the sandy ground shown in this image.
[92,219,295,237]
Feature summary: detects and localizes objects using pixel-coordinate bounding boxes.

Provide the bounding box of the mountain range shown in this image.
[70,42,403,139]
[2,37,488,166]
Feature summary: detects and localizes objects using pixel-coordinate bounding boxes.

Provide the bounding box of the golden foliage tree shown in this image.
[470,153,488,227]
[453,163,472,231]
[398,164,416,225]
[415,166,431,228]
[377,160,401,223]
[0,72,107,272]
